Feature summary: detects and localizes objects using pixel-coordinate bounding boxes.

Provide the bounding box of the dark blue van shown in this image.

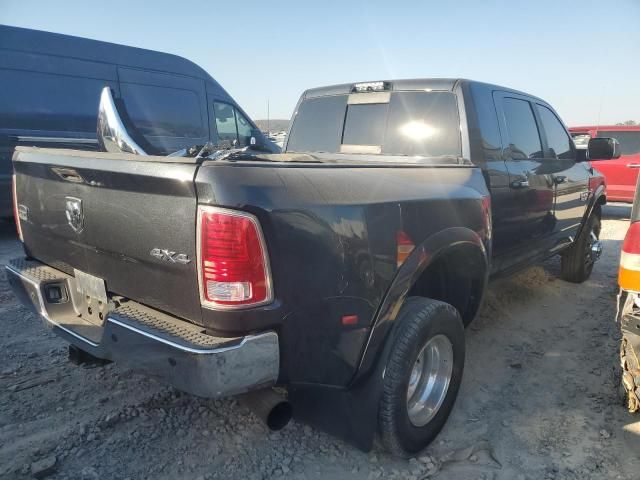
[0,25,274,216]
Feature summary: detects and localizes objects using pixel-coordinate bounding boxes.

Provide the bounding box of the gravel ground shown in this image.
[1,205,640,480]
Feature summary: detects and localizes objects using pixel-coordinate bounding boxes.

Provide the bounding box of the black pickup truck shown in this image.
[7,78,620,457]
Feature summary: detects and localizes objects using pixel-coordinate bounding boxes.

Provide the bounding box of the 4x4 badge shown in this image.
[150,248,191,264]
[65,197,84,233]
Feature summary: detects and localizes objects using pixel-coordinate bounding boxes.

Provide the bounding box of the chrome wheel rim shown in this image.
[585,223,602,267]
[407,334,454,427]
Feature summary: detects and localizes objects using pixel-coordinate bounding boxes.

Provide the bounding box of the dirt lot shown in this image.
[1,205,640,480]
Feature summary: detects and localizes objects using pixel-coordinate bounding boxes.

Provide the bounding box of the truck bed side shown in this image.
[194,161,490,386]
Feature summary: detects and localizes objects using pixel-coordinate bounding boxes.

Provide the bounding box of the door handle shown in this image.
[510,180,530,189]
[627,163,640,168]
[553,175,567,185]
[51,167,84,183]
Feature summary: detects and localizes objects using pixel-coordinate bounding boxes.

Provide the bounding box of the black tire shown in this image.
[378,297,465,457]
[560,210,601,283]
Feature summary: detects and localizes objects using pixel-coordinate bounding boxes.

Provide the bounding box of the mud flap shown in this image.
[288,332,398,453]
[288,369,384,452]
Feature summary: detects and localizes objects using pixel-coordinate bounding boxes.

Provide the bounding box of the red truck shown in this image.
[569,126,640,203]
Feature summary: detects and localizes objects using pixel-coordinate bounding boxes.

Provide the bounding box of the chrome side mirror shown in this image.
[97,86,147,155]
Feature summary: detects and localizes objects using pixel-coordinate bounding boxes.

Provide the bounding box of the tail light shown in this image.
[197,206,273,308]
[397,230,415,268]
[12,174,23,242]
[619,222,640,292]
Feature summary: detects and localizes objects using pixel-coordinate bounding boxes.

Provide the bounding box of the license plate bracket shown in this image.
[73,269,108,305]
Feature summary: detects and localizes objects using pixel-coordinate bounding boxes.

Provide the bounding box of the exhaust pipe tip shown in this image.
[265,399,293,431]
[239,388,293,431]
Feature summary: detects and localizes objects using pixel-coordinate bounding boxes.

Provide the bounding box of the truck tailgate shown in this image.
[13,148,202,323]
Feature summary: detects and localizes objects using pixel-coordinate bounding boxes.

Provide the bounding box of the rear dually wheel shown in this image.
[378,297,465,457]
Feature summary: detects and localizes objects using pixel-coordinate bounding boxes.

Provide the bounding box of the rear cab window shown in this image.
[286,89,462,160]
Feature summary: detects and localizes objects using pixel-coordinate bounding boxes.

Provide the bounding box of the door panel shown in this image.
[543,159,589,245]
[535,103,589,247]
[493,92,555,270]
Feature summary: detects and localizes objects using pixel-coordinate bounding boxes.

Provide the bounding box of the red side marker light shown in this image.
[342,315,358,326]
[397,230,415,268]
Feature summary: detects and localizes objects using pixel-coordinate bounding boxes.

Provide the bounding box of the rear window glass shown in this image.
[383,92,461,157]
[287,91,461,158]
[342,103,388,146]
[598,131,640,156]
[286,95,347,153]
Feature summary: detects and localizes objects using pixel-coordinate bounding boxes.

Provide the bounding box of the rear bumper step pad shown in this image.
[5,258,279,398]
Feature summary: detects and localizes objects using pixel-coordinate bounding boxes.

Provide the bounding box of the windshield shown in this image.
[286,91,462,158]
[598,131,640,156]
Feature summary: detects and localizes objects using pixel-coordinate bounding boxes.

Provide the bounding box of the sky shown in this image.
[2,0,639,125]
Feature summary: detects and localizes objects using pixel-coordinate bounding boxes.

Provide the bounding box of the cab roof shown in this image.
[302,78,546,103]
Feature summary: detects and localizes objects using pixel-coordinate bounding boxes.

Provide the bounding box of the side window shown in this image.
[213,102,254,146]
[213,102,238,145]
[235,110,253,147]
[120,84,204,138]
[470,84,502,161]
[502,97,543,160]
[0,68,109,134]
[537,105,573,159]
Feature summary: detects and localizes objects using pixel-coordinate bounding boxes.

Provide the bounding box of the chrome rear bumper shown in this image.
[5,258,279,398]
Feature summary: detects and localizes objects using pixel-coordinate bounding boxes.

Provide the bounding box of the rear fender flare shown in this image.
[352,226,488,385]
